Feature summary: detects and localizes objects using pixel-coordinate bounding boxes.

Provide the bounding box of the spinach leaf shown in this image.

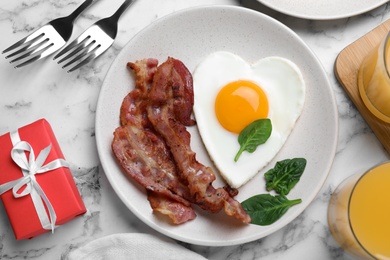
[234,118,272,162]
[242,194,301,226]
[264,158,306,195]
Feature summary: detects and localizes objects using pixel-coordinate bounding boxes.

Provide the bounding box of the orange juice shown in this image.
[328,162,390,259]
[358,31,390,123]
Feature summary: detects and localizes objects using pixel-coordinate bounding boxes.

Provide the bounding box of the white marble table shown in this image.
[0,0,389,259]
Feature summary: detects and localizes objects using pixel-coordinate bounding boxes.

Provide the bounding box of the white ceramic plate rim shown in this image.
[258,0,389,20]
[95,5,338,246]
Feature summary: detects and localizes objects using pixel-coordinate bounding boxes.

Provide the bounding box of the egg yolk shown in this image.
[215,80,268,134]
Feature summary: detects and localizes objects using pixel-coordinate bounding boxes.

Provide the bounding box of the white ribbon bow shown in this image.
[0,140,69,233]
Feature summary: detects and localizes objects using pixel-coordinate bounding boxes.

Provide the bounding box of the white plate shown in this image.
[258,0,389,20]
[95,5,338,246]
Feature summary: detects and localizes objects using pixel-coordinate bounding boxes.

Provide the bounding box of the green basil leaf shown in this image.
[234,118,272,162]
[242,194,302,226]
[264,158,306,195]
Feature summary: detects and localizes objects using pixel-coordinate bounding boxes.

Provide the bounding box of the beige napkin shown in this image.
[67,233,208,260]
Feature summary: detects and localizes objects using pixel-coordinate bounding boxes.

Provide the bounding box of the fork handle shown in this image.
[110,0,136,22]
[66,0,96,22]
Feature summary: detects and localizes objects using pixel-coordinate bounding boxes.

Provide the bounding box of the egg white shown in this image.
[193,51,305,188]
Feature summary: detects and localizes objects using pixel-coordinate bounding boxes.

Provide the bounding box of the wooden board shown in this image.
[335,19,390,154]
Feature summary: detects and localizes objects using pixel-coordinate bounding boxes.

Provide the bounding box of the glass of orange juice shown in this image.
[358,31,390,123]
[328,162,390,259]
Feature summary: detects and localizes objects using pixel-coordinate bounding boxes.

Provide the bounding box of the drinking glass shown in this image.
[328,162,390,259]
[358,31,390,123]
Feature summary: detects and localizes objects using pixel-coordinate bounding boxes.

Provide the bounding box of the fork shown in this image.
[53,0,136,73]
[2,0,96,68]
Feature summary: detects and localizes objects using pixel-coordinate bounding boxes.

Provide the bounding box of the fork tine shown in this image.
[5,45,32,59]
[67,49,99,73]
[53,36,87,60]
[8,38,50,63]
[57,38,94,63]
[62,43,99,69]
[13,43,55,68]
[2,26,48,54]
[13,55,42,69]
[2,37,29,54]
[4,34,46,58]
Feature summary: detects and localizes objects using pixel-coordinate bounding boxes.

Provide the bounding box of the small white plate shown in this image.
[95,5,338,246]
[258,0,389,20]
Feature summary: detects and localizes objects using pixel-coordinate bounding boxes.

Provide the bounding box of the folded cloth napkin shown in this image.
[67,233,208,260]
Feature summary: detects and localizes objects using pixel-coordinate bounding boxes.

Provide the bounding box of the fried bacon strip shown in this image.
[112,58,196,224]
[147,58,251,223]
[112,57,251,224]
[147,191,196,225]
[112,125,192,206]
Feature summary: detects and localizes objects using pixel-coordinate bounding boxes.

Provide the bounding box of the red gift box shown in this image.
[0,119,86,240]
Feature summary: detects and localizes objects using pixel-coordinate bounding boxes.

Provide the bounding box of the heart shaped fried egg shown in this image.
[193,51,305,188]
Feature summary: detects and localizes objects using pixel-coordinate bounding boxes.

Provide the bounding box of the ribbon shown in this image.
[0,131,69,233]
